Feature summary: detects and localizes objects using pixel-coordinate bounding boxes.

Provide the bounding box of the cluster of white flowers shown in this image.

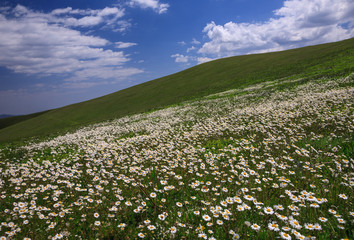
[0,75,353,239]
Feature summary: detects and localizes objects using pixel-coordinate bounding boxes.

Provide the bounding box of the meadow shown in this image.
[0,73,353,239]
[0,38,353,143]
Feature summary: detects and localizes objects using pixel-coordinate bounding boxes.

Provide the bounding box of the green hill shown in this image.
[0,111,49,130]
[0,38,353,143]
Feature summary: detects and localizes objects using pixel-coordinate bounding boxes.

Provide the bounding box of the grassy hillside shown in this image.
[0,38,353,143]
[0,74,352,239]
[0,110,49,130]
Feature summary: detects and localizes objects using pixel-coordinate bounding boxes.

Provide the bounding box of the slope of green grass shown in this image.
[0,110,50,131]
[0,75,352,240]
[0,38,353,143]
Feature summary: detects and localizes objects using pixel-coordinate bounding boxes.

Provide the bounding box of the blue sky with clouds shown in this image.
[0,0,353,115]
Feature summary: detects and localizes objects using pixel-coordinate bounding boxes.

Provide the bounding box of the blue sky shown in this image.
[0,0,353,115]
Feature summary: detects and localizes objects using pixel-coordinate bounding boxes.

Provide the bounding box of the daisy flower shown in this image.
[237,205,244,211]
[202,214,211,221]
[158,212,168,221]
[328,209,336,214]
[314,223,322,230]
[54,234,63,239]
[282,226,291,232]
[338,194,348,200]
[268,222,280,231]
[264,207,274,215]
[277,213,288,221]
[233,197,242,203]
[279,232,291,240]
[118,223,126,228]
[289,219,302,230]
[198,233,207,239]
[310,203,320,208]
[170,226,177,234]
[304,223,314,230]
[232,234,240,240]
[274,204,284,210]
[147,225,156,231]
[244,195,254,201]
[337,218,346,224]
[250,223,260,231]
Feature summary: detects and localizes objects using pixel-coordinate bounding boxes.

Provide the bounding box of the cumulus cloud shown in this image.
[171,54,189,63]
[171,54,215,65]
[191,38,201,45]
[0,5,142,83]
[178,41,186,45]
[129,0,169,14]
[11,5,126,29]
[186,46,196,53]
[115,41,138,48]
[197,57,214,64]
[199,0,354,57]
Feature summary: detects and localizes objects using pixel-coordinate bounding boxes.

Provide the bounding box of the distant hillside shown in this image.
[0,111,49,131]
[0,114,14,119]
[0,38,353,143]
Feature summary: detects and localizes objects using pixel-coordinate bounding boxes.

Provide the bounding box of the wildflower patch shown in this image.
[0,76,353,239]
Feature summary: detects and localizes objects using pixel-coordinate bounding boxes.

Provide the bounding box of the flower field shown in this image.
[0,75,353,239]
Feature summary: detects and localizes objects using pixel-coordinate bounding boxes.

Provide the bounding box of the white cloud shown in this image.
[0,5,142,84]
[197,57,214,64]
[129,0,169,14]
[115,41,137,48]
[199,0,354,57]
[11,5,126,29]
[61,7,125,29]
[186,46,196,53]
[171,54,189,63]
[191,38,201,45]
[51,7,73,15]
[178,41,186,45]
[171,54,214,65]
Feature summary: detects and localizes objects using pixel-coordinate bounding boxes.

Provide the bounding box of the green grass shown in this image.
[0,38,353,143]
[0,110,50,130]
[0,73,352,239]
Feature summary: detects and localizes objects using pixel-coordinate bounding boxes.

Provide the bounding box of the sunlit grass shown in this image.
[0,75,353,239]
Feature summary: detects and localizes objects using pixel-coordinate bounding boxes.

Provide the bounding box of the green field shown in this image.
[0,39,353,240]
[0,38,353,143]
